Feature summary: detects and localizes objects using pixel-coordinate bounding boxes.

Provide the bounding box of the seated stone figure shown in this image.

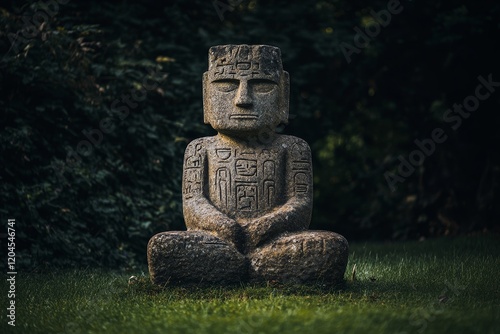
[148,45,348,285]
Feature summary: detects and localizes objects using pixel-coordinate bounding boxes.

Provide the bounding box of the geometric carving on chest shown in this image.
[237,184,257,211]
[236,159,257,177]
[210,147,281,212]
[263,160,276,206]
[291,142,310,171]
[290,142,310,195]
[294,172,308,194]
[185,143,203,168]
[216,167,231,208]
[184,169,202,199]
[184,143,204,198]
[216,148,232,161]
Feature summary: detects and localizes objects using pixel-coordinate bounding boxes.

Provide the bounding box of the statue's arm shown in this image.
[243,138,313,250]
[182,139,243,249]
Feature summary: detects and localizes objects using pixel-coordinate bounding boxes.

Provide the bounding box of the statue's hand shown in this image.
[213,218,245,253]
[241,217,274,253]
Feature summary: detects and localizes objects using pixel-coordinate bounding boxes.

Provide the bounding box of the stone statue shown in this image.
[147,45,348,285]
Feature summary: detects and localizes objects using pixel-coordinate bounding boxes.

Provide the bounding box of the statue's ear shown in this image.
[203,72,210,124]
[281,71,290,125]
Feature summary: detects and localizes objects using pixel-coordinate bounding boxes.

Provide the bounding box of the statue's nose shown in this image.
[235,81,253,108]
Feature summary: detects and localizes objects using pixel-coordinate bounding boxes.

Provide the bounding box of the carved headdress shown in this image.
[206,45,283,82]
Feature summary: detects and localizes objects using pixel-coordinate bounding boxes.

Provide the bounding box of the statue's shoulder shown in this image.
[184,136,218,160]
[276,135,311,150]
[185,136,217,150]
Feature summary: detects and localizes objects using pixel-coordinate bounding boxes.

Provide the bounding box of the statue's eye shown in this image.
[213,80,239,92]
[251,80,276,93]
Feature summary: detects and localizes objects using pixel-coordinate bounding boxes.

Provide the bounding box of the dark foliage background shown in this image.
[1,0,499,269]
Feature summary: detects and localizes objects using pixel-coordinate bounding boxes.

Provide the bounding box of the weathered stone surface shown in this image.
[147,44,349,285]
[248,231,348,284]
[148,231,247,285]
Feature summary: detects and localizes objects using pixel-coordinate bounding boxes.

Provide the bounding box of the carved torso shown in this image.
[183,134,311,222]
[207,139,286,219]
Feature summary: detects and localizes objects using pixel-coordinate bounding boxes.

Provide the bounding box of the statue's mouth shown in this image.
[230,113,258,120]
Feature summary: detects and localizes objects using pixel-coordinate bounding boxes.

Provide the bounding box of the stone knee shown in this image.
[248,231,348,284]
[147,231,248,285]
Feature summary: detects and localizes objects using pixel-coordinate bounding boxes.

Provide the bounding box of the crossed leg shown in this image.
[248,231,348,285]
[148,230,348,285]
[147,231,247,285]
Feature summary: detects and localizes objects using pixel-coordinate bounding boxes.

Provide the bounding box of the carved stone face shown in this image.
[203,45,289,137]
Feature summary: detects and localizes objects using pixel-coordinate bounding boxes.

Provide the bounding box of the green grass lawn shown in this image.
[3,235,499,334]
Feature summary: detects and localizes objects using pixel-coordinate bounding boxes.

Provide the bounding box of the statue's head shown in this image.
[203,45,290,137]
